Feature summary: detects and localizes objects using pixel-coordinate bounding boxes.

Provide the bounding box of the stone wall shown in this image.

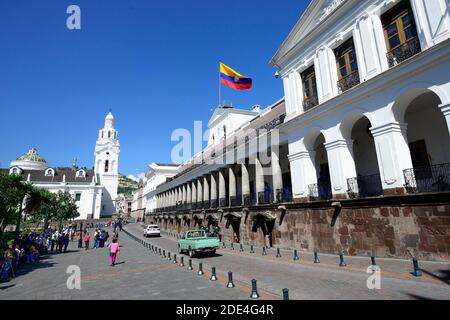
[150,192,450,261]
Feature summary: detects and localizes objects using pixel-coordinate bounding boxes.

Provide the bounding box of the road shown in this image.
[127,223,450,300]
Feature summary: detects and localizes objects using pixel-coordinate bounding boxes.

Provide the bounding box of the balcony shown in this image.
[308,182,332,201]
[302,95,319,112]
[337,71,360,93]
[387,37,421,68]
[230,195,242,207]
[403,163,450,194]
[347,174,383,198]
[219,197,228,208]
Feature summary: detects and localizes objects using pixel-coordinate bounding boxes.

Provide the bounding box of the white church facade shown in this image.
[2,112,120,221]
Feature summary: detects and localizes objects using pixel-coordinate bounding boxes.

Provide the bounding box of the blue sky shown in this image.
[0,0,308,177]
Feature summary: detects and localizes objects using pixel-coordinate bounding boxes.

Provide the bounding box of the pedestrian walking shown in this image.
[107,238,120,266]
[93,230,100,249]
[84,232,91,250]
[77,230,83,248]
[63,233,70,252]
[50,231,56,253]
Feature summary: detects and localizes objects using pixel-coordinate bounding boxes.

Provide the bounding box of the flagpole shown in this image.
[218,60,222,107]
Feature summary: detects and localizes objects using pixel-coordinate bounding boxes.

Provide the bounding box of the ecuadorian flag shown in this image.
[220,62,253,90]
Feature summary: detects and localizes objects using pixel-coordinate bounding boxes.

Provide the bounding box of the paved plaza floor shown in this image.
[0,229,261,300]
[1,224,449,300]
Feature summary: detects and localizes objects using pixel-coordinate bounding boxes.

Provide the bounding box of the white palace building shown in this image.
[2,112,120,220]
[151,0,450,261]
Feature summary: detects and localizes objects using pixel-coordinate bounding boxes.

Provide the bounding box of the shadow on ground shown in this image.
[421,268,450,285]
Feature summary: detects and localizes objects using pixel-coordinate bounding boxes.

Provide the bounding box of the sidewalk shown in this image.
[126,223,450,300]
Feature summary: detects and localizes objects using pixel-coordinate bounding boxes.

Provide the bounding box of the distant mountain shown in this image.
[118,174,139,197]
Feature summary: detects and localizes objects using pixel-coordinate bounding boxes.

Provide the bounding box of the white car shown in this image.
[143,225,161,237]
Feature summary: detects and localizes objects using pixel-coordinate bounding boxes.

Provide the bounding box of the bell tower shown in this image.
[94,112,120,217]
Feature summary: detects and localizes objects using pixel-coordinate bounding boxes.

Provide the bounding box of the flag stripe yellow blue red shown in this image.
[219,62,252,90]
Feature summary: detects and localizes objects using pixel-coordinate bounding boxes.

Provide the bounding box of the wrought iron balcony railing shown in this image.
[219,197,228,208]
[387,37,421,68]
[308,181,332,201]
[403,163,450,194]
[337,71,360,93]
[302,95,319,112]
[230,195,242,207]
[347,174,383,198]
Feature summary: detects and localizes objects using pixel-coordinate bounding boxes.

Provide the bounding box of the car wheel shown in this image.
[211,249,216,255]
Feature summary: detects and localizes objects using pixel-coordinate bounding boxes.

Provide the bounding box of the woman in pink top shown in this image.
[108,238,120,266]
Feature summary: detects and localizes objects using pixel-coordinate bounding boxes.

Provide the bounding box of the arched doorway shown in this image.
[304,132,332,201]
[251,213,276,248]
[224,213,241,244]
[394,90,450,193]
[344,115,383,197]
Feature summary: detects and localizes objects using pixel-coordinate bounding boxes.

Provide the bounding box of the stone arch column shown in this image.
[241,163,250,205]
[255,158,264,204]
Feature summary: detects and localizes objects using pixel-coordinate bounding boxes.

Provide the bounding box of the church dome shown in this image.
[16,148,47,163]
[10,148,49,171]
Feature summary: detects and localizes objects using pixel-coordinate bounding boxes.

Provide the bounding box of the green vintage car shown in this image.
[178,230,220,258]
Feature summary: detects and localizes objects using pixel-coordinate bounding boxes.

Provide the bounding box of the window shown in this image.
[382,0,420,67]
[105,160,109,173]
[76,170,86,178]
[334,38,360,92]
[45,168,55,176]
[301,65,318,111]
[75,193,81,201]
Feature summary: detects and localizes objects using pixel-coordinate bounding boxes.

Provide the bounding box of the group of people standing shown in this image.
[74,223,121,266]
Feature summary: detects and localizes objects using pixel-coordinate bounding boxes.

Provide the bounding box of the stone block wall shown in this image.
[151,193,450,261]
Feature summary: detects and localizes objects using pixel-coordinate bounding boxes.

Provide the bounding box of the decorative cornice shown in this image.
[370,122,408,137]
[318,0,346,23]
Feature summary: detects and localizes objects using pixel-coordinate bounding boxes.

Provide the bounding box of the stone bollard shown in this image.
[222,242,226,249]
[240,243,244,252]
[188,259,193,271]
[339,252,347,267]
[198,263,204,276]
[163,250,166,258]
[167,252,171,261]
[210,267,218,281]
[282,288,289,300]
[250,245,255,254]
[230,243,234,250]
[371,255,377,271]
[250,279,260,299]
[276,248,282,258]
[159,248,162,256]
[226,271,235,288]
[262,247,267,256]
[412,257,422,277]
[314,250,320,263]
[293,249,300,261]
[179,256,185,267]
[173,254,177,264]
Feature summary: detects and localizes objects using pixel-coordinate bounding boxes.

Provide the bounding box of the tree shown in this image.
[0,173,52,239]
[46,191,80,229]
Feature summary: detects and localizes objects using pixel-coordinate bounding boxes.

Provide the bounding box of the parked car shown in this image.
[143,225,161,237]
[178,230,220,258]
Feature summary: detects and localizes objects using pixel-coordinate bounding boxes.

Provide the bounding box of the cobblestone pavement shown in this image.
[0,228,268,300]
[126,223,450,300]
